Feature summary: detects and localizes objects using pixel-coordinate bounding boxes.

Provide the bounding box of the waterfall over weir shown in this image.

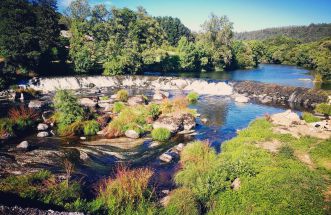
[31,75,233,96]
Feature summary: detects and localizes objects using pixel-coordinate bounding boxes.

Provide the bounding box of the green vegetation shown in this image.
[170,119,329,214]
[165,188,200,215]
[151,128,171,142]
[315,103,331,116]
[116,90,129,102]
[83,120,100,136]
[100,96,109,100]
[53,90,84,135]
[186,92,199,103]
[148,103,161,119]
[0,118,14,138]
[113,102,125,113]
[302,112,320,123]
[0,170,82,209]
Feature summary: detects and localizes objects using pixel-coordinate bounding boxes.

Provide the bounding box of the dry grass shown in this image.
[8,105,39,122]
[98,166,154,205]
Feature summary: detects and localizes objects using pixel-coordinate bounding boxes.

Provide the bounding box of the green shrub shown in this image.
[151,128,171,141]
[83,120,100,136]
[186,92,199,103]
[165,188,200,215]
[100,96,109,100]
[53,90,84,126]
[113,102,125,113]
[0,118,14,138]
[116,89,129,102]
[57,120,83,136]
[148,103,160,119]
[8,106,39,131]
[278,145,294,158]
[315,103,331,116]
[302,112,320,123]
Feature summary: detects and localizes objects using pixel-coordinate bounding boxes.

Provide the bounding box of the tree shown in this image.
[155,16,193,46]
[66,0,90,21]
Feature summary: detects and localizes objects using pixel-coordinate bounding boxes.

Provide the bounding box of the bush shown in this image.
[186,92,199,103]
[53,90,84,126]
[100,96,109,100]
[315,103,331,116]
[165,188,200,215]
[151,128,171,141]
[148,103,160,119]
[113,102,125,113]
[116,89,129,102]
[279,145,294,158]
[97,166,156,214]
[57,120,83,137]
[302,112,320,123]
[0,118,14,138]
[83,120,100,136]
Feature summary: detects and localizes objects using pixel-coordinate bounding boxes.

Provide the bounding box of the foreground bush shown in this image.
[116,89,129,102]
[96,166,156,214]
[53,90,84,135]
[165,188,200,215]
[186,92,199,103]
[83,120,100,136]
[113,102,125,113]
[151,128,171,141]
[302,112,320,123]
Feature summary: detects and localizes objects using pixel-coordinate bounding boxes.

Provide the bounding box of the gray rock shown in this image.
[127,95,146,106]
[125,130,140,139]
[234,95,249,103]
[231,178,241,190]
[80,136,87,140]
[79,98,97,107]
[153,116,182,133]
[37,131,49,138]
[16,141,29,150]
[175,143,185,152]
[153,90,169,100]
[182,113,196,130]
[28,100,43,109]
[159,153,173,163]
[37,123,49,131]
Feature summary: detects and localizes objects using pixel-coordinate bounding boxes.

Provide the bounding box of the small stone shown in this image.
[37,131,49,137]
[79,151,89,160]
[175,143,185,152]
[149,141,161,148]
[159,153,172,163]
[201,118,208,123]
[80,136,87,140]
[125,130,140,139]
[231,178,241,190]
[16,141,29,150]
[37,123,48,131]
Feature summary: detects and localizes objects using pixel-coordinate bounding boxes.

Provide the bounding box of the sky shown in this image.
[57,0,331,32]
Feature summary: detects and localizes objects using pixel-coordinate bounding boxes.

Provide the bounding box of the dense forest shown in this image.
[235,23,331,42]
[0,0,330,90]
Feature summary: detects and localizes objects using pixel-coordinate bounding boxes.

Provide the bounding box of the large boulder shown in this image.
[153,116,183,133]
[182,113,196,130]
[125,130,140,139]
[79,98,97,107]
[271,110,301,127]
[234,95,249,103]
[153,90,169,100]
[128,95,146,106]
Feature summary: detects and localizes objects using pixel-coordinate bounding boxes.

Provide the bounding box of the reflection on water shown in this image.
[145,64,314,88]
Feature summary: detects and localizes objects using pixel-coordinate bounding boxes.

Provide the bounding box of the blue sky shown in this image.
[58,0,331,32]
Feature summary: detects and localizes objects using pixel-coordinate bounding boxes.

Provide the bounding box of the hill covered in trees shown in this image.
[235,23,331,42]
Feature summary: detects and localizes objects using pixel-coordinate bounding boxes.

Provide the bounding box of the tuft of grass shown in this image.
[151,128,171,142]
[100,96,109,101]
[186,92,199,104]
[83,120,100,136]
[97,166,155,214]
[0,118,14,138]
[315,103,331,116]
[165,188,200,215]
[116,89,129,102]
[302,112,320,123]
[8,105,39,131]
[113,102,125,113]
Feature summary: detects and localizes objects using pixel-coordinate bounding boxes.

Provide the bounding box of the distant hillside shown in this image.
[235,23,331,42]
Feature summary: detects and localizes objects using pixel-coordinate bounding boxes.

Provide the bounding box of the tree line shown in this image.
[235,23,331,42]
[0,0,330,90]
